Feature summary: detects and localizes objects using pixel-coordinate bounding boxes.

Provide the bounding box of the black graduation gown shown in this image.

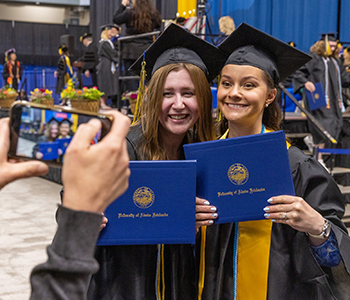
[87,126,197,300]
[293,52,350,144]
[55,56,68,94]
[198,146,350,299]
[3,60,23,91]
[82,42,98,87]
[96,40,119,97]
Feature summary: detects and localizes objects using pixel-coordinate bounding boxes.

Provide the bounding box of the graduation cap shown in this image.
[100,24,121,32]
[4,48,16,61]
[58,45,69,55]
[320,33,337,42]
[47,117,59,126]
[59,119,72,126]
[80,33,93,42]
[175,17,186,25]
[129,23,225,82]
[218,23,311,84]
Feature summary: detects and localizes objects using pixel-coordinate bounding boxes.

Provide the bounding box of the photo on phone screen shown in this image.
[9,103,112,164]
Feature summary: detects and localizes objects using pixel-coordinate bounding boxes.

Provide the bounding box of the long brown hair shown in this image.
[217,69,281,136]
[310,40,340,58]
[135,63,215,160]
[131,0,161,33]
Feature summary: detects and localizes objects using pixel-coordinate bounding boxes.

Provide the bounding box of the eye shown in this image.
[244,82,256,89]
[183,91,195,97]
[163,91,173,97]
[221,80,231,87]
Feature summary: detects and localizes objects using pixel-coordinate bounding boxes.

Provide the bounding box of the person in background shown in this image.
[197,23,350,300]
[3,48,23,91]
[54,45,73,95]
[293,34,350,166]
[57,119,72,139]
[175,16,187,29]
[80,33,99,88]
[113,0,161,92]
[96,25,119,110]
[109,24,122,109]
[87,23,224,300]
[214,16,235,46]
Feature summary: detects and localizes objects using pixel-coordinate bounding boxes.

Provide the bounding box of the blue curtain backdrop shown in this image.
[207,0,340,52]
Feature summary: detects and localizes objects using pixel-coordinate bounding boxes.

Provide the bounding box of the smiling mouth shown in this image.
[169,114,188,120]
[226,103,247,108]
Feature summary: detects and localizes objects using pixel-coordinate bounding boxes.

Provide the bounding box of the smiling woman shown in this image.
[87,23,226,300]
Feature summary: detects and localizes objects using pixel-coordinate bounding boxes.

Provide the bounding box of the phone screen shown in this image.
[9,104,112,164]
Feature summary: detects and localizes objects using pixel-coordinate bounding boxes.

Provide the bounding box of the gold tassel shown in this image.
[132,59,147,124]
[324,35,332,56]
[215,74,222,122]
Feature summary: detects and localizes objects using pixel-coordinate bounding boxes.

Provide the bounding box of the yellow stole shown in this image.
[198,128,290,300]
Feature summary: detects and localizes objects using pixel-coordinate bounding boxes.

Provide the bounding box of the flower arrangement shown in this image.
[80,86,104,101]
[60,79,79,102]
[0,85,18,99]
[30,88,53,103]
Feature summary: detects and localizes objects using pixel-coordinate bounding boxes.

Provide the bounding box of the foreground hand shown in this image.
[263,195,325,235]
[196,197,218,232]
[62,111,131,213]
[304,81,316,92]
[0,118,48,190]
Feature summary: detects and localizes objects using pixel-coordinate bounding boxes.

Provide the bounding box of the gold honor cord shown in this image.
[198,226,207,300]
[132,61,147,124]
[157,244,165,300]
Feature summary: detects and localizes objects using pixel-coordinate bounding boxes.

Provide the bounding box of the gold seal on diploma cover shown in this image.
[133,187,155,209]
[228,163,249,185]
[315,93,319,99]
[48,148,52,153]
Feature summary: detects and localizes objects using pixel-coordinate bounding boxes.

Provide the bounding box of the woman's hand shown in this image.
[304,81,316,92]
[263,195,325,237]
[122,0,130,6]
[196,197,218,232]
[100,214,108,231]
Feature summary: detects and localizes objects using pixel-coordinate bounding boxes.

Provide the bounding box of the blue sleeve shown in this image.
[309,229,342,268]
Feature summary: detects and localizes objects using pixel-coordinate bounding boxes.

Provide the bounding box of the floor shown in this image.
[0,177,62,300]
[0,177,349,299]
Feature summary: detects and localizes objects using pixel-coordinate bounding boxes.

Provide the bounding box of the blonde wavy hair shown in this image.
[219,16,235,35]
[310,40,340,58]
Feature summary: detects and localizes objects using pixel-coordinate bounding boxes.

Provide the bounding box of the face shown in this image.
[329,41,337,52]
[218,64,276,132]
[107,29,112,39]
[10,53,17,61]
[50,124,58,138]
[158,68,199,139]
[110,27,118,37]
[59,123,70,137]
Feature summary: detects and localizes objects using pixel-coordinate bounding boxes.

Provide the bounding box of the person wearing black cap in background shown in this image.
[3,48,22,91]
[87,23,225,300]
[293,34,350,166]
[80,33,98,88]
[113,0,161,92]
[196,23,350,300]
[96,25,119,110]
[54,45,73,95]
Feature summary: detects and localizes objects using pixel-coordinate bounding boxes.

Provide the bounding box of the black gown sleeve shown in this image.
[3,62,9,82]
[113,5,129,25]
[100,42,119,64]
[29,206,102,300]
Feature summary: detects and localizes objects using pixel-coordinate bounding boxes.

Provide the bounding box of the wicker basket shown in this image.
[70,100,99,112]
[0,96,16,108]
[39,98,54,106]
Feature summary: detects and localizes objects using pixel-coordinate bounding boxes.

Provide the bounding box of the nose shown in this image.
[172,93,186,109]
[228,84,241,98]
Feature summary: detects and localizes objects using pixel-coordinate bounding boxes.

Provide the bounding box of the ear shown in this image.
[266,88,277,106]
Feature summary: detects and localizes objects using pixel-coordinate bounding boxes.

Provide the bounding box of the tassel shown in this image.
[324,35,332,56]
[215,74,222,122]
[132,52,147,124]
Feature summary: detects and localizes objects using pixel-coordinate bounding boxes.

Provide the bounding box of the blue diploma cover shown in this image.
[184,131,295,224]
[306,82,327,111]
[97,160,197,246]
[57,138,72,154]
[38,141,59,160]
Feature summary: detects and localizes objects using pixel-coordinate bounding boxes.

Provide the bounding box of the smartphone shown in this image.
[8,101,113,166]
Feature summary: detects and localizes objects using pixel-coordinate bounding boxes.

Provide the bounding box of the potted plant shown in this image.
[30,88,54,106]
[70,86,104,113]
[0,85,18,108]
[60,79,79,106]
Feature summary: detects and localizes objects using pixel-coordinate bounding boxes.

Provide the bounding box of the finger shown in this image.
[196,212,218,221]
[196,205,217,213]
[264,210,290,222]
[68,119,101,151]
[0,118,10,162]
[267,195,298,205]
[102,111,130,145]
[196,220,214,229]
[6,161,48,182]
[263,203,294,214]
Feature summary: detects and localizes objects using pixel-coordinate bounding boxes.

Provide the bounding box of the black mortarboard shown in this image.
[320,33,337,42]
[47,117,59,125]
[5,48,16,61]
[59,45,69,53]
[176,17,186,25]
[218,23,311,84]
[59,119,72,126]
[100,24,121,32]
[80,33,93,42]
[129,23,225,82]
